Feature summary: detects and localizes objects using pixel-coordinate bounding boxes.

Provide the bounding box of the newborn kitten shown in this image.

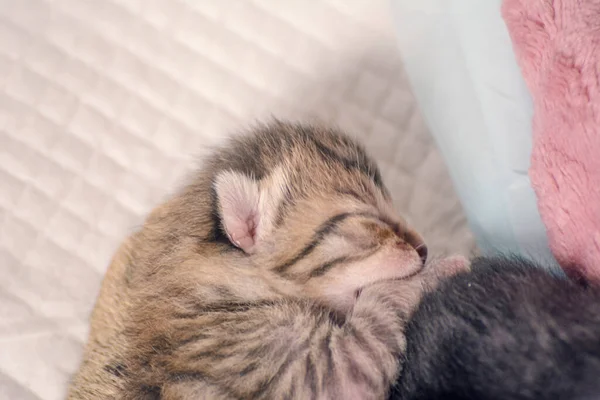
[390,256,600,400]
[69,122,464,399]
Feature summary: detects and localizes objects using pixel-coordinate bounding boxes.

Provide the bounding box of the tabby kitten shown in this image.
[390,256,600,400]
[69,122,466,399]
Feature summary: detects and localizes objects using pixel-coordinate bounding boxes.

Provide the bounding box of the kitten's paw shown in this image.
[421,255,470,289]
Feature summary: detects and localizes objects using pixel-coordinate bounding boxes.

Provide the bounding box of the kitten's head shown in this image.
[211,123,426,311]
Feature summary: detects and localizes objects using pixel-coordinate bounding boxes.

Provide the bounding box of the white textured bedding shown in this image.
[0,1,473,398]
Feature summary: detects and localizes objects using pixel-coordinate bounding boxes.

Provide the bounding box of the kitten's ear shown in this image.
[214,171,260,253]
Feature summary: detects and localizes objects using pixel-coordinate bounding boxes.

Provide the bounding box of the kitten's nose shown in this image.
[399,228,428,264]
[414,243,428,264]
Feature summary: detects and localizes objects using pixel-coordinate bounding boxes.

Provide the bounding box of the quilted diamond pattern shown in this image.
[0,1,474,398]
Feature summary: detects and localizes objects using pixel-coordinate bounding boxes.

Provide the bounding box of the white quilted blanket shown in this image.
[0,1,474,398]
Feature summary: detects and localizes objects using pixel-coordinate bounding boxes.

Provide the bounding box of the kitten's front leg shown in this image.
[344,255,469,399]
[138,257,469,400]
[147,299,404,400]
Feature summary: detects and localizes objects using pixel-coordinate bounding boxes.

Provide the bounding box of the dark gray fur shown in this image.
[390,256,600,400]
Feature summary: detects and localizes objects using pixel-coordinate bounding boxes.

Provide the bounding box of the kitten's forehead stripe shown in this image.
[307,134,384,189]
[211,122,384,194]
[334,188,377,207]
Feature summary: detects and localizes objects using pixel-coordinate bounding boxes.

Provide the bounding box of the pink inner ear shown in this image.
[215,171,260,253]
[223,210,257,253]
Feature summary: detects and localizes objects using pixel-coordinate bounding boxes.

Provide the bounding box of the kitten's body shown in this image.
[69,122,463,399]
[391,256,600,400]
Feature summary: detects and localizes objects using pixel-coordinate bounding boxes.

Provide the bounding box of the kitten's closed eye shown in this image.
[283,212,427,311]
[337,216,427,262]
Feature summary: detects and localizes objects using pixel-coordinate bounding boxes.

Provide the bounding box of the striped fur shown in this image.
[68,122,465,399]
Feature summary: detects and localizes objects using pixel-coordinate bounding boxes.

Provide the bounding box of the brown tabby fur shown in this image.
[68,122,466,399]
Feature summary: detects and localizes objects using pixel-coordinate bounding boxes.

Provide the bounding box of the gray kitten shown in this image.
[390,256,600,400]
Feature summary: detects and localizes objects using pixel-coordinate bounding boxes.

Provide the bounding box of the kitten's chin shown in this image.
[322,274,417,314]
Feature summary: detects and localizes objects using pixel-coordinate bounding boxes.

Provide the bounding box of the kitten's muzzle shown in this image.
[398,229,428,264]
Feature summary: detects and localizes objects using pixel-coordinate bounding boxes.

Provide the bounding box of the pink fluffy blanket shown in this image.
[502,0,600,282]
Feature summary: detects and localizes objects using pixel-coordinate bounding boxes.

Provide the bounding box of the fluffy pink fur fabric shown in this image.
[502,0,600,282]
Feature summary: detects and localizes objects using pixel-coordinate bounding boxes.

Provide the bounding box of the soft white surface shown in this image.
[0,1,473,398]
[391,0,555,263]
